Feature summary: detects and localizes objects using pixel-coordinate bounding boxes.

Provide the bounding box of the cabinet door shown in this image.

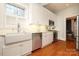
[46,32,53,44]
[0,48,2,56]
[42,36,47,47]
[3,43,21,56]
[42,32,53,48]
[25,33,32,40]
[0,37,4,56]
[26,40,32,53]
[29,4,49,25]
[42,33,49,47]
[21,40,32,55]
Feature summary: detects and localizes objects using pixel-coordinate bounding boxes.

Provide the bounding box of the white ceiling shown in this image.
[43,3,79,13]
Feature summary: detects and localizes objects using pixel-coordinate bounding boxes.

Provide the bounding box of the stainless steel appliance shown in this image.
[48,26,55,31]
[32,33,42,51]
[48,20,55,31]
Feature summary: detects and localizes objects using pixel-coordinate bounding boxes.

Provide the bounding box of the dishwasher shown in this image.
[32,33,42,51]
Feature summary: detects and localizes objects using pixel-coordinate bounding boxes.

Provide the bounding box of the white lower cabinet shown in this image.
[21,40,32,55]
[3,43,21,56]
[42,32,53,48]
[0,48,2,56]
[3,40,32,56]
[0,37,4,56]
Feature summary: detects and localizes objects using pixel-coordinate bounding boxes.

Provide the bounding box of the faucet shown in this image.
[17,23,20,33]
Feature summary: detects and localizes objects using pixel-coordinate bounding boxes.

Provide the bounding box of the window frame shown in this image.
[5,3,25,17]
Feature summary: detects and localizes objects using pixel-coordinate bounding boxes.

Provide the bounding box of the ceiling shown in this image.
[42,3,79,13]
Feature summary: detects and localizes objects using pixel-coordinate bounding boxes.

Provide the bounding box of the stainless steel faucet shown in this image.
[17,23,20,32]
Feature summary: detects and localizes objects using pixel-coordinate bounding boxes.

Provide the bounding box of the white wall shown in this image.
[56,5,79,41]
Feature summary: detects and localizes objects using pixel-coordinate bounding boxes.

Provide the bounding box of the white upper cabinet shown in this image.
[28,4,56,25]
[46,8,57,23]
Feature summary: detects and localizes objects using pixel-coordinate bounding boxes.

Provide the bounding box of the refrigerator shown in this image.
[76,16,79,50]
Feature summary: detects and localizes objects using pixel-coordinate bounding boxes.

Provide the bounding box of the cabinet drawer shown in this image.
[42,32,52,36]
[3,43,21,56]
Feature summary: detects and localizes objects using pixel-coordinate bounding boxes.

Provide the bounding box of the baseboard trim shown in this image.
[58,39,66,41]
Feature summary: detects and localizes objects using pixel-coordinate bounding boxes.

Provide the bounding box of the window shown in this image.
[6,4,25,17]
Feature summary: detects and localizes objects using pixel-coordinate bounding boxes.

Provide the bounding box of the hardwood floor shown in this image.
[66,40,76,49]
[31,40,79,56]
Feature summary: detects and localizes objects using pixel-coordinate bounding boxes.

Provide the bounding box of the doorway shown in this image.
[66,16,76,49]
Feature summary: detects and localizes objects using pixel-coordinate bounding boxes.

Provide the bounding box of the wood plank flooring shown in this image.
[32,40,79,56]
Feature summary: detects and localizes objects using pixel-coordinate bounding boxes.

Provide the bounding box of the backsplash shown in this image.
[0,24,48,35]
[24,24,48,33]
[0,28,17,35]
